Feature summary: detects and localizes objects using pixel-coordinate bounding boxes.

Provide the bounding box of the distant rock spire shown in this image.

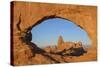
[58,35,64,45]
[57,35,64,50]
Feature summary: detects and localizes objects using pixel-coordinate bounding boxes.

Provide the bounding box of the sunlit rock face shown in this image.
[57,35,64,50]
[11,1,97,65]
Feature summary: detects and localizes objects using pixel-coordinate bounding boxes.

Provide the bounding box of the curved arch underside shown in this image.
[13,2,97,48]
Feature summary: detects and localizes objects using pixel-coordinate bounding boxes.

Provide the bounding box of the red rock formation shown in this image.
[73,41,82,48]
[11,1,97,65]
[57,35,64,50]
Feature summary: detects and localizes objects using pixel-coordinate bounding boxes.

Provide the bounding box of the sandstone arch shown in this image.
[20,13,96,48]
[11,1,97,65]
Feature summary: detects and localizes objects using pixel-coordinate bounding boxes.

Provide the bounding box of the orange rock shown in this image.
[11,1,97,65]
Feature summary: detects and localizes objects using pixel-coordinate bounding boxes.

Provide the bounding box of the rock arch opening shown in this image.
[30,17,91,49]
[11,2,97,65]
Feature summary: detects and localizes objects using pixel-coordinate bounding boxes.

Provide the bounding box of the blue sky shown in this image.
[31,18,91,48]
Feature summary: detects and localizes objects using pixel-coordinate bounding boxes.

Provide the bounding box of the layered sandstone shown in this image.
[11,1,97,66]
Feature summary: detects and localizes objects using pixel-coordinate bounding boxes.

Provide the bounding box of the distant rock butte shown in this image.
[44,36,86,57]
[57,35,83,51]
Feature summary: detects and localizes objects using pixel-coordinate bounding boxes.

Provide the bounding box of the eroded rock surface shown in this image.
[11,1,97,66]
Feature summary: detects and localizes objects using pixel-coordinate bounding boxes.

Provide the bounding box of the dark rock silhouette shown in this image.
[49,41,87,56]
[63,46,87,56]
[21,31,32,42]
